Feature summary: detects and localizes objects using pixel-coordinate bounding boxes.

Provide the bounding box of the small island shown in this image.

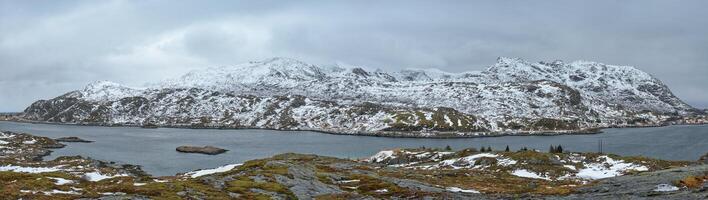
[176,145,228,155]
[55,136,93,143]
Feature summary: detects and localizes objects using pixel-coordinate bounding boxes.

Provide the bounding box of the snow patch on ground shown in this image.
[497,157,518,166]
[576,156,648,180]
[368,150,395,162]
[0,165,61,173]
[82,172,128,182]
[0,132,14,139]
[374,188,389,193]
[653,184,679,192]
[49,177,74,185]
[22,139,37,144]
[446,186,481,193]
[439,153,503,169]
[512,169,551,180]
[43,189,80,195]
[185,163,243,178]
[338,179,360,183]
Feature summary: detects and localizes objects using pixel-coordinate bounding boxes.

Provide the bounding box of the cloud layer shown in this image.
[1,0,707,111]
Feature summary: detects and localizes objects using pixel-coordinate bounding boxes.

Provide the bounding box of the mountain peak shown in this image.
[80,80,139,102]
[85,80,123,88]
[160,57,327,89]
[496,57,526,65]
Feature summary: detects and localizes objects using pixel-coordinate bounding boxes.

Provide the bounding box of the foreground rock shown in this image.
[55,136,93,143]
[176,145,228,155]
[1,130,705,199]
[556,165,708,199]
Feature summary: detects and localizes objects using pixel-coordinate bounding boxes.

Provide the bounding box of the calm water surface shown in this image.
[1,121,706,176]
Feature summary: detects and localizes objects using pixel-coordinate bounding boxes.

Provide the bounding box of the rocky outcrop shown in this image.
[561,165,708,200]
[176,145,228,155]
[0,131,66,160]
[699,153,708,164]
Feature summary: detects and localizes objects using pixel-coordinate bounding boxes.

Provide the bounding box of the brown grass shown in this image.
[677,175,706,188]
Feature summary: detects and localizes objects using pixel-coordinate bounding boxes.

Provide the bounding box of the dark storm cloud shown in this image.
[1,0,707,111]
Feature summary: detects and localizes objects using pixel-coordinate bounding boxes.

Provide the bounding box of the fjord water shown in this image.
[1,121,706,176]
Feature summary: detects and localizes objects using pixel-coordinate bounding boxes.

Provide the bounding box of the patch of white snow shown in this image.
[512,169,551,180]
[0,165,61,173]
[185,163,243,178]
[82,172,128,182]
[446,186,481,193]
[653,184,679,192]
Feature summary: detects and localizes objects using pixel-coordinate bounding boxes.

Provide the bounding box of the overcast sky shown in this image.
[1,0,707,111]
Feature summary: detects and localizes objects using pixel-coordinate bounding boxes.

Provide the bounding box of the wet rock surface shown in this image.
[176,145,228,155]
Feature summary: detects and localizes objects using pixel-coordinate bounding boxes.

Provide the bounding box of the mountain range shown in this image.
[20,57,705,137]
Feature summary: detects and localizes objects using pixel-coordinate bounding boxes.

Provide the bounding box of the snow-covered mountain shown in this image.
[21,57,703,137]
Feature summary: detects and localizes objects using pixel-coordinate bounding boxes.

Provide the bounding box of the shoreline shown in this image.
[2,118,706,139]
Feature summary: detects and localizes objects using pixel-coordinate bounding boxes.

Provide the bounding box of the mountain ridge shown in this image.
[19,57,705,137]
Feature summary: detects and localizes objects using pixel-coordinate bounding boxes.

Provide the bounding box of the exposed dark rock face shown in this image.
[176,145,228,155]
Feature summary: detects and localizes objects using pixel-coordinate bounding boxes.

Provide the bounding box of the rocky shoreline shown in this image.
[3,117,707,139]
[1,129,706,199]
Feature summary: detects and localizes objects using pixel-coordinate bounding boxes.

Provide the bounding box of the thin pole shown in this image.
[598,139,603,153]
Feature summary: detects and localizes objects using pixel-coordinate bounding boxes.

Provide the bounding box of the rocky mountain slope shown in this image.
[21,57,704,137]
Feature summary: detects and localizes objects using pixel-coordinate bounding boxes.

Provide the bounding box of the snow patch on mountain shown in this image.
[159,57,327,90]
[73,81,142,102]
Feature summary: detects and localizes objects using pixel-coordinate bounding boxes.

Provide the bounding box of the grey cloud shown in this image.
[1,0,707,111]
